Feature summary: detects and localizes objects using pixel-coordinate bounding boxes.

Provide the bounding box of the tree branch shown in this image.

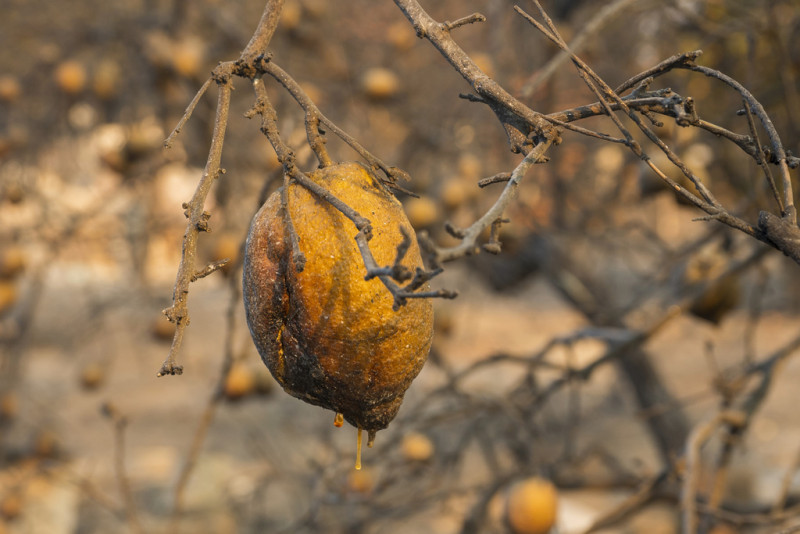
[159,79,232,377]
[393,0,557,153]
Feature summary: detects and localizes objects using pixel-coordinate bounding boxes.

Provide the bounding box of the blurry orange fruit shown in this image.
[362,68,400,100]
[0,247,25,279]
[92,59,121,99]
[280,2,302,31]
[33,429,59,458]
[55,60,87,94]
[506,477,558,534]
[152,317,175,341]
[210,233,240,275]
[0,76,21,102]
[441,178,472,210]
[387,21,415,51]
[404,196,439,228]
[0,393,18,421]
[80,362,105,390]
[401,432,434,462]
[0,495,22,520]
[0,282,18,315]
[346,466,375,494]
[224,363,256,400]
[171,37,205,78]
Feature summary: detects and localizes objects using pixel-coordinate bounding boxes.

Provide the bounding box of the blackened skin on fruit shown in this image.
[243,162,434,435]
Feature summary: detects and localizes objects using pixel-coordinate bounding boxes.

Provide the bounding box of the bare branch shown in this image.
[522,0,639,97]
[477,172,511,188]
[682,411,747,534]
[685,64,796,223]
[743,99,783,212]
[758,211,800,264]
[615,49,704,94]
[427,138,552,264]
[101,403,145,534]
[281,172,306,272]
[164,78,213,148]
[516,4,777,249]
[159,79,232,377]
[394,0,556,153]
[261,59,411,188]
[581,471,667,533]
[168,274,242,532]
[355,228,457,310]
[237,0,286,68]
[442,13,486,32]
[159,0,286,376]
[191,259,231,282]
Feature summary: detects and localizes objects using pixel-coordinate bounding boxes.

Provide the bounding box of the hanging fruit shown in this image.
[243,161,434,468]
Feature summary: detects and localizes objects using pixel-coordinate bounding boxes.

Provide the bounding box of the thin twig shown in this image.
[191,259,231,282]
[160,80,232,377]
[164,78,213,149]
[237,0,286,66]
[534,305,682,406]
[250,78,370,230]
[615,50,704,94]
[281,172,306,271]
[442,13,486,32]
[517,4,772,246]
[521,3,724,208]
[394,0,555,153]
[159,0,285,376]
[102,403,145,534]
[543,114,628,144]
[551,76,775,168]
[477,172,512,188]
[168,271,243,533]
[261,60,410,188]
[685,64,796,223]
[581,471,668,533]
[521,0,639,97]
[774,446,800,514]
[743,99,783,212]
[426,138,552,263]
[682,411,747,534]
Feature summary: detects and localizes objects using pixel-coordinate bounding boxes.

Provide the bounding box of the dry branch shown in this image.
[159,80,231,377]
[423,140,552,264]
[394,0,557,153]
[515,2,799,263]
[101,403,145,534]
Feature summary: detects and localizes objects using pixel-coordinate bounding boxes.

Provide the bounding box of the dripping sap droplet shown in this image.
[367,429,376,448]
[334,412,344,427]
[355,427,363,470]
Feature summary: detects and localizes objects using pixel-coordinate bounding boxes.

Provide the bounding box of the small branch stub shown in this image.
[442,13,486,32]
[191,259,231,282]
[158,362,184,377]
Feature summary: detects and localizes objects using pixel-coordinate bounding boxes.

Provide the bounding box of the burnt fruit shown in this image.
[243,162,433,466]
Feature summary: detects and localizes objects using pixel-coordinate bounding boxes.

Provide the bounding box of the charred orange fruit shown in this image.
[243,162,433,454]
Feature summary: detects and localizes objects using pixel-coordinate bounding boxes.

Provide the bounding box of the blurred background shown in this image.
[1,0,800,532]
